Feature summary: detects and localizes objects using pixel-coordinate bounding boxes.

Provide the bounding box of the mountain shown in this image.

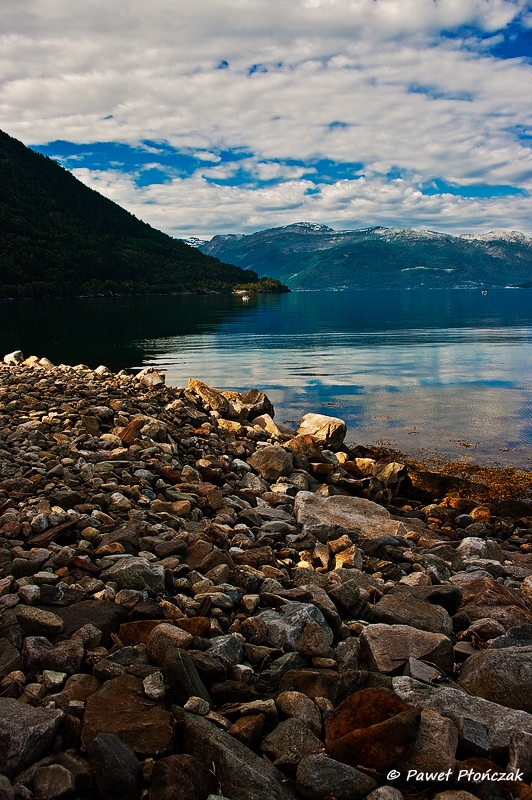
[199,222,532,289]
[0,129,283,298]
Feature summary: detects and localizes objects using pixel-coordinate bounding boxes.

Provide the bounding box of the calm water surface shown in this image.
[1,289,531,468]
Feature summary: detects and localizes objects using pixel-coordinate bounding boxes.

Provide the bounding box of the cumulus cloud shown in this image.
[1,0,531,235]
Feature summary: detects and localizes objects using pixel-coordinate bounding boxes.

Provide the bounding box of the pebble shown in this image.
[2,355,532,799]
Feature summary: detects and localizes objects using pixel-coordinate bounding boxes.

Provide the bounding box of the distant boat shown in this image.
[482,290,488,295]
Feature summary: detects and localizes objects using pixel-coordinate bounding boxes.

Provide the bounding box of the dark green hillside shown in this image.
[0,129,262,298]
[200,222,532,289]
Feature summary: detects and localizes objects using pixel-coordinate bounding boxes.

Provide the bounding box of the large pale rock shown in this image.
[15,605,64,635]
[182,712,298,800]
[82,674,173,759]
[189,379,230,415]
[393,676,532,757]
[99,557,165,593]
[458,645,532,712]
[258,602,333,652]
[360,624,454,674]
[296,413,347,446]
[294,492,407,540]
[0,698,64,777]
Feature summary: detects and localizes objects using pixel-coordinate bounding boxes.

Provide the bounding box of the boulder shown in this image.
[33,765,75,800]
[393,676,532,757]
[296,753,377,800]
[258,602,333,652]
[275,691,322,736]
[325,688,421,772]
[0,698,64,777]
[296,414,347,446]
[458,645,532,712]
[182,712,298,800]
[400,708,458,776]
[247,446,293,482]
[261,718,324,766]
[294,492,407,540]
[87,732,141,800]
[99,557,165,593]
[360,624,454,674]
[372,591,453,636]
[150,754,217,800]
[456,575,532,630]
[81,674,173,759]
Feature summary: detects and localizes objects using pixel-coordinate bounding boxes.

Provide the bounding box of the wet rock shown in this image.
[458,645,532,712]
[296,753,377,800]
[33,764,75,800]
[82,674,173,759]
[150,753,217,800]
[15,605,64,635]
[325,688,421,772]
[294,492,407,539]
[182,712,298,800]
[360,623,454,674]
[88,732,141,800]
[0,698,64,777]
[247,446,293,482]
[295,414,347,447]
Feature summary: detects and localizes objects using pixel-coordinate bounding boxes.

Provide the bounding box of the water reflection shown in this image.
[1,289,531,467]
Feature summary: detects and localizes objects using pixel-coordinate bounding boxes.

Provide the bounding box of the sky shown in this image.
[2,0,532,240]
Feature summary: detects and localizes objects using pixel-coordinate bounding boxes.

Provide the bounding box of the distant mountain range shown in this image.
[193,222,532,289]
[0,129,286,298]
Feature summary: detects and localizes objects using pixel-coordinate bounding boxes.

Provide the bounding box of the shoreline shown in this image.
[2,350,532,799]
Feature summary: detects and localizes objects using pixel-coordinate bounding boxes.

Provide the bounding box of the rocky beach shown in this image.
[1,350,532,800]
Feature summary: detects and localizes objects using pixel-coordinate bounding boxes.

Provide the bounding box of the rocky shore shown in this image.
[1,350,532,800]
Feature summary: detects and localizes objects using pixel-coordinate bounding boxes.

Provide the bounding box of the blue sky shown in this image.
[2,0,532,239]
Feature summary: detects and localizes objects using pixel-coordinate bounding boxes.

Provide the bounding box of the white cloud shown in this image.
[1,0,531,235]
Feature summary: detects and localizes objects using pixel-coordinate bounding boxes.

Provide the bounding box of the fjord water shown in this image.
[1,288,531,468]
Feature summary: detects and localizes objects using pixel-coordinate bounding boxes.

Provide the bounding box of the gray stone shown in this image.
[490,623,532,649]
[507,729,532,782]
[146,623,193,665]
[393,676,532,757]
[22,635,53,671]
[88,732,141,800]
[261,718,323,766]
[0,776,14,800]
[328,580,360,612]
[99,557,165,593]
[182,712,298,800]
[207,634,245,667]
[15,606,64,635]
[0,698,64,777]
[163,648,211,707]
[143,671,165,701]
[361,624,454,674]
[458,717,491,759]
[458,645,532,712]
[259,602,333,652]
[294,492,407,540]
[33,764,75,800]
[296,753,376,800]
[296,621,333,658]
[372,591,453,635]
[41,638,84,675]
